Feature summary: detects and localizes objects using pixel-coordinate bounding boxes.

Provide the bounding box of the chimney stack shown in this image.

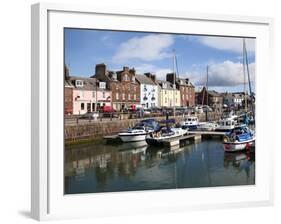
[123,66,129,71]
[95,63,106,78]
[166,72,176,83]
[64,64,70,80]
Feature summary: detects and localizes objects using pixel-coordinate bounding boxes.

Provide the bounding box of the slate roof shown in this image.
[156,80,175,90]
[207,90,223,97]
[135,74,156,85]
[64,80,74,88]
[68,76,110,91]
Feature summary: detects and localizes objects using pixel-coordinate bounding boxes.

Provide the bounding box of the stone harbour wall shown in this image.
[64,112,222,142]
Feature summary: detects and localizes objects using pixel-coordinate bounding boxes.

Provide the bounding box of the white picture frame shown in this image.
[31,2,274,221]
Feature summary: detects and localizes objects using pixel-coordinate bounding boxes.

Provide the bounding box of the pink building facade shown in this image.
[70,77,112,115]
[96,90,111,110]
[72,89,96,115]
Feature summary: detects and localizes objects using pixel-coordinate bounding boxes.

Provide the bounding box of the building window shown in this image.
[116,92,119,100]
[134,94,136,100]
[92,91,95,98]
[75,80,83,87]
[165,97,167,103]
[165,90,167,95]
[102,91,105,98]
[124,74,129,81]
[99,82,106,89]
[122,93,125,100]
[128,94,131,100]
[132,76,135,83]
[81,103,84,110]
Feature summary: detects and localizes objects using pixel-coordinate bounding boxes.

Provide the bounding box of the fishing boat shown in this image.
[145,126,187,146]
[118,119,160,143]
[180,116,199,130]
[223,125,255,152]
[215,111,238,132]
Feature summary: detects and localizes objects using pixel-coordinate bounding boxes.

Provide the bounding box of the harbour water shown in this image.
[64,139,255,194]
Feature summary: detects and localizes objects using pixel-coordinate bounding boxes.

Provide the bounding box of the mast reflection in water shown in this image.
[64,140,255,194]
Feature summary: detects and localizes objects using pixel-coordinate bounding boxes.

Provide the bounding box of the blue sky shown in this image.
[64,28,255,92]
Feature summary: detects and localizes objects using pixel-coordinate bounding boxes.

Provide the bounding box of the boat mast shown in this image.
[244,39,255,120]
[205,65,209,121]
[173,49,176,118]
[243,39,248,112]
[206,65,209,107]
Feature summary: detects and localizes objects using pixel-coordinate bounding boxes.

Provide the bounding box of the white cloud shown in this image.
[134,64,172,81]
[197,36,255,54]
[189,60,255,87]
[112,34,174,63]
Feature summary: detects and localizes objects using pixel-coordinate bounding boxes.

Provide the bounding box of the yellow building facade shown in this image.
[157,81,181,107]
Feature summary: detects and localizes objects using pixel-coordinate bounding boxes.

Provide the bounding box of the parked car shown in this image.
[99,106,118,118]
[101,105,116,113]
[143,109,152,115]
[202,105,213,112]
[79,112,99,120]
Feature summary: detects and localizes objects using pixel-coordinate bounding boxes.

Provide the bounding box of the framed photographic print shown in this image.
[31,2,274,221]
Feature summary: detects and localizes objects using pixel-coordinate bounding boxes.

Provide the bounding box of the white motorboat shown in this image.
[215,112,238,132]
[145,127,187,146]
[118,126,154,143]
[198,122,219,131]
[215,117,237,132]
[118,119,160,143]
[180,116,199,130]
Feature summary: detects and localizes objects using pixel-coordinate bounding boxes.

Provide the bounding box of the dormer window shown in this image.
[75,80,84,87]
[112,72,117,80]
[99,82,106,89]
[132,76,135,83]
[124,74,129,81]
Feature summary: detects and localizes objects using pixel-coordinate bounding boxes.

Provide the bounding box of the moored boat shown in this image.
[215,112,238,132]
[180,116,199,130]
[118,119,160,143]
[145,126,187,146]
[223,125,255,152]
[198,122,219,131]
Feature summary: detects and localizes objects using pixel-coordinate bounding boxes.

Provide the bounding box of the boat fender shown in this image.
[223,136,229,143]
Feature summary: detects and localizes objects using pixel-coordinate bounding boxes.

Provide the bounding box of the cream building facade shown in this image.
[157,80,180,107]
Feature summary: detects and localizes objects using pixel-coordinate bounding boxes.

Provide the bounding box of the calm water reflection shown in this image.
[64,140,255,194]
